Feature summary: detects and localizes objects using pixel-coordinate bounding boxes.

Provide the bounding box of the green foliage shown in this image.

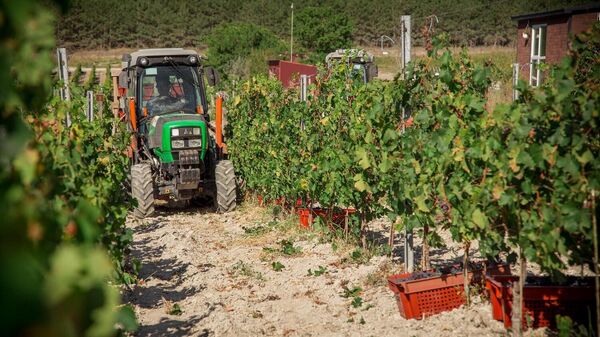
[271,261,285,271]
[0,1,136,336]
[351,296,363,308]
[228,59,390,241]
[169,303,183,316]
[279,239,302,255]
[57,0,593,49]
[307,265,328,276]
[206,23,284,79]
[349,248,369,264]
[572,22,600,86]
[295,6,353,54]
[341,285,362,298]
[229,25,600,279]
[227,78,307,201]
[556,315,590,337]
[229,260,265,281]
[498,23,600,275]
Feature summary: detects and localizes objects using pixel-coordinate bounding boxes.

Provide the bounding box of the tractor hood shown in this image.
[146,113,205,148]
[145,113,208,163]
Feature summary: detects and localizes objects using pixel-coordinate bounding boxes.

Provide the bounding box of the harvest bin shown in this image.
[387,272,471,319]
[485,275,596,329]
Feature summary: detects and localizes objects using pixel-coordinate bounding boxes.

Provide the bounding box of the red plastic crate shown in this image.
[297,208,311,228]
[485,275,595,329]
[297,208,356,229]
[387,272,471,319]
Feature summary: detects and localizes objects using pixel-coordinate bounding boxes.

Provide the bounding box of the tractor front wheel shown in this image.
[131,163,155,219]
[215,160,237,213]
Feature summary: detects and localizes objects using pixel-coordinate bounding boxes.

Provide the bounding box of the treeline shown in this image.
[56,0,590,50]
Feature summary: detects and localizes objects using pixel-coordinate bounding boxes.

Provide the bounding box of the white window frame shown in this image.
[529,24,547,87]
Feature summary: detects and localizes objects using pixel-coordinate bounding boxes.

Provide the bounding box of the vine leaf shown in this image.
[415,195,429,212]
[471,209,488,229]
[379,153,392,173]
[576,150,594,165]
[355,147,370,169]
[353,174,371,193]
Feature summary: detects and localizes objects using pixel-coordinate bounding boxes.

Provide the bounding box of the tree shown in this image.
[206,23,285,78]
[295,6,353,54]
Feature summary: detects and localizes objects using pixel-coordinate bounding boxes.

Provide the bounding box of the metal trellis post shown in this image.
[86,90,94,122]
[512,63,519,101]
[57,47,71,126]
[400,15,414,273]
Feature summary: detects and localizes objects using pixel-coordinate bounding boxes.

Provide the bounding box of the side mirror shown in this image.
[367,64,378,82]
[118,71,128,88]
[205,67,220,86]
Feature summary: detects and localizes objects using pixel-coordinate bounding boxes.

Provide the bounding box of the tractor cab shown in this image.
[114,48,235,218]
[325,49,378,83]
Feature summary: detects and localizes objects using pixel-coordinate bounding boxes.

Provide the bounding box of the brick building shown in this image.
[512,3,600,86]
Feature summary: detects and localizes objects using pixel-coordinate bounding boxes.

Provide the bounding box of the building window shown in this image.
[530,24,546,86]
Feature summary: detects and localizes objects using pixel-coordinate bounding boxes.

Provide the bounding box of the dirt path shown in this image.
[126,204,544,337]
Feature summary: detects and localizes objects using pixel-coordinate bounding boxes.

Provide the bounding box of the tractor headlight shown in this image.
[188,55,198,65]
[192,127,200,135]
[188,139,202,148]
[171,128,180,136]
[171,140,185,148]
[139,57,149,66]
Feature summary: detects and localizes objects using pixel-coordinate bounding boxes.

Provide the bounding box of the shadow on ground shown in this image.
[135,317,213,337]
[135,303,218,337]
[127,225,206,312]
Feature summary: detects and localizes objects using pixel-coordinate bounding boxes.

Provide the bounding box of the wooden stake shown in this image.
[463,241,471,307]
[512,246,526,336]
[520,249,527,331]
[512,278,522,337]
[388,220,395,258]
[344,209,349,239]
[360,212,367,249]
[422,222,430,270]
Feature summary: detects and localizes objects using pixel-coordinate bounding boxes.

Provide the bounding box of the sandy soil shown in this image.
[125,203,548,337]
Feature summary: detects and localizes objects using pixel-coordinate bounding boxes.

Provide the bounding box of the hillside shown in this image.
[56,0,591,50]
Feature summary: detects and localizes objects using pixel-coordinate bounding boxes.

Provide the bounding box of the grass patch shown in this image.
[271,261,285,271]
[341,284,362,298]
[307,265,328,276]
[242,219,282,237]
[374,55,400,79]
[261,239,302,261]
[228,260,265,281]
[279,239,302,255]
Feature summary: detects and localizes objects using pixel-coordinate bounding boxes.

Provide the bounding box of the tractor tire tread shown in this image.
[215,160,237,213]
[131,163,155,219]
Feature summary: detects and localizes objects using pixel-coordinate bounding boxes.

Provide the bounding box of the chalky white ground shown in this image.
[126,204,548,337]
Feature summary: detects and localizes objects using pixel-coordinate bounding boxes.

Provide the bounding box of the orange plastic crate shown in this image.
[387,272,470,319]
[486,275,596,329]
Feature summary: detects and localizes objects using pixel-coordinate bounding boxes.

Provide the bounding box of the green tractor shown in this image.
[325,49,378,83]
[112,48,236,218]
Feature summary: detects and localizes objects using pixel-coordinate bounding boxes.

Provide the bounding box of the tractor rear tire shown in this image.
[215,160,237,213]
[132,163,155,219]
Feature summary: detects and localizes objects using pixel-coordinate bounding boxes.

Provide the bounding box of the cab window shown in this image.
[139,66,200,116]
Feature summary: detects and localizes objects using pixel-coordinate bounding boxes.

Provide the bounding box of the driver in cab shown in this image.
[146,72,187,116]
